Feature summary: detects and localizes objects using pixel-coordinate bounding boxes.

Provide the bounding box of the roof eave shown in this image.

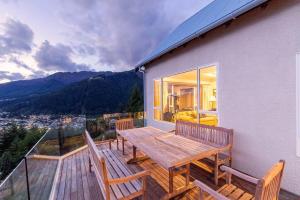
[135,0,268,70]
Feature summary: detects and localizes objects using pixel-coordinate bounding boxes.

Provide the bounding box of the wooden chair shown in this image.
[85,130,150,200]
[175,120,233,185]
[115,118,134,155]
[195,160,285,200]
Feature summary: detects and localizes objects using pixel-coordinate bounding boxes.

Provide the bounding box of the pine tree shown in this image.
[0,152,13,179]
[18,125,27,140]
[126,85,143,113]
[0,125,16,155]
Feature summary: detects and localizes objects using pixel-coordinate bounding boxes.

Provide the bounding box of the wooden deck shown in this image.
[52,141,299,200]
[54,147,103,200]
[0,158,58,200]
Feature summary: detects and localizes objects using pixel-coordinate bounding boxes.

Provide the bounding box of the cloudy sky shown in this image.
[0,0,213,83]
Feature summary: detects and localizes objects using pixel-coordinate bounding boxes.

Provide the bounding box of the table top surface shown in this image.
[118,126,218,169]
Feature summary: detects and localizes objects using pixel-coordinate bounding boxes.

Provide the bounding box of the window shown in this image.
[199,66,218,126]
[153,65,218,126]
[162,70,197,123]
[153,80,161,120]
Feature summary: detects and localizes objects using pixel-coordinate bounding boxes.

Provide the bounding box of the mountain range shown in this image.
[0,71,113,100]
[0,70,143,116]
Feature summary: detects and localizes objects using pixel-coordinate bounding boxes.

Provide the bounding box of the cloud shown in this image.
[73,44,96,56]
[34,40,90,72]
[0,71,25,81]
[0,0,212,81]
[9,56,32,70]
[0,0,18,3]
[0,18,34,57]
[8,56,47,79]
[60,0,209,70]
[28,70,47,79]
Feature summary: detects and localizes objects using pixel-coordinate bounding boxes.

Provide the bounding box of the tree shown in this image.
[0,124,46,181]
[0,125,16,155]
[18,125,27,140]
[9,136,21,163]
[0,152,13,179]
[126,85,143,113]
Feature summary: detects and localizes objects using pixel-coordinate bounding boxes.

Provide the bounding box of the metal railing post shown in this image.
[24,157,30,200]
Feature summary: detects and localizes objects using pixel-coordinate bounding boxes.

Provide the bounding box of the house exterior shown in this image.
[136,0,300,195]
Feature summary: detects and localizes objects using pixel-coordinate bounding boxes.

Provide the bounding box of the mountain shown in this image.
[0,70,143,115]
[0,71,112,100]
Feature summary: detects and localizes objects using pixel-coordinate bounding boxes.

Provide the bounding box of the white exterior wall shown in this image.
[144,1,300,195]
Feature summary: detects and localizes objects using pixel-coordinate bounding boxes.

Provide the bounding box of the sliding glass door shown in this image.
[162,70,197,123]
[199,66,218,126]
[153,65,218,126]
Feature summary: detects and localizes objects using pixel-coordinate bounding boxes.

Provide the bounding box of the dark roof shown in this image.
[136,0,267,68]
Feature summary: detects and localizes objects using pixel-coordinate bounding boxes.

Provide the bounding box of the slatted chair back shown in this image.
[175,120,233,149]
[255,160,285,200]
[85,131,110,199]
[116,118,134,131]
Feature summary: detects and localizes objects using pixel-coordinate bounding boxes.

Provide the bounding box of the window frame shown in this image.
[296,53,300,157]
[153,78,162,121]
[152,63,219,125]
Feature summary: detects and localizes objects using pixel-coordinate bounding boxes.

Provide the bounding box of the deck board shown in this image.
[52,141,299,200]
[76,152,84,200]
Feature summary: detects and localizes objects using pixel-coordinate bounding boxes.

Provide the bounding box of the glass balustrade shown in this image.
[0,113,144,200]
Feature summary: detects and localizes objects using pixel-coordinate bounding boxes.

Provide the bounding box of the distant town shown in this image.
[0,112,86,130]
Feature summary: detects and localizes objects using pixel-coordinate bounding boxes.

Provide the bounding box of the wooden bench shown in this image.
[115,118,134,155]
[85,130,150,200]
[174,120,233,185]
[195,160,285,200]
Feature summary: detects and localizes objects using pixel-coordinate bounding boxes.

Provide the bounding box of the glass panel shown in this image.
[86,112,145,140]
[0,160,28,200]
[162,70,197,123]
[154,109,161,120]
[154,80,161,107]
[200,66,217,112]
[27,158,58,199]
[0,157,58,200]
[0,113,145,200]
[132,112,145,128]
[32,117,86,156]
[199,113,218,126]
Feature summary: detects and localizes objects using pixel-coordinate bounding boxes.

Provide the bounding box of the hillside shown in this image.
[0,71,143,115]
[0,71,112,100]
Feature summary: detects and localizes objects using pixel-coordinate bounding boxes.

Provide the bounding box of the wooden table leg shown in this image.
[122,137,125,155]
[169,167,174,193]
[162,164,195,200]
[117,138,119,150]
[214,153,219,185]
[127,145,149,164]
[185,163,190,186]
[133,145,137,159]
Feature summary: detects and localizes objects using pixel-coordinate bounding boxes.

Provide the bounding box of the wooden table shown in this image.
[118,126,219,199]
